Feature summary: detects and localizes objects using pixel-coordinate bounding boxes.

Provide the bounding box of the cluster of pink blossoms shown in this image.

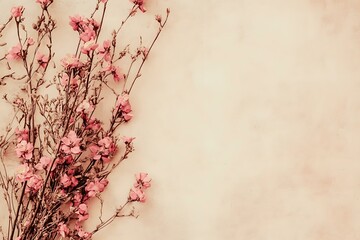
[115,93,133,121]
[129,173,151,202]
[89,137,117,163]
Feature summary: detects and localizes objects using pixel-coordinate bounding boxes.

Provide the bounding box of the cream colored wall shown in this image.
[1,0,360,239]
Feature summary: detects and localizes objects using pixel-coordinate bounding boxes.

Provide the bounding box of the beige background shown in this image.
[2,0,360,239]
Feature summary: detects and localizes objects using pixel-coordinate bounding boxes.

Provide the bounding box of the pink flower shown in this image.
[36,53,49,68]
[75,224,92,239]
[76,100,93,114]
[103,64,124,82]
[89,137,117,163]
[15,140,33,160]
[131,0,147,12]
[16,164,32,182]
[61,130,82,154]
[36,0,51,7]
[69,15,84,31]
[61,173,78,188]
[61,74,79,89]
[35,156,51,170]
[7,44,22,61]
[134,172,151,189]
[129,187,146,202]
[100,0,108,3]
[97,40,111,62]
[26,37,35,46]
[76,203,89,222]
[86,118,102,131]
[115,94,133,121]
[121,136,135,144]
[80,26,96,42]
[58,222,69,238]
[15,128,29,143]
[61,55,83,69]
[81,41,98,55]
[26,174,43,194]
[85,178,108,197]
[11,6,24,18]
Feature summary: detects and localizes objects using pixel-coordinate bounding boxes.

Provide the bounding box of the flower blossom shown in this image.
[37,53,49,68]
[61,55,83,69]
[15,128,29,143]
[69,16,99,42]
[61,130,82,154]
[11,6,23,18]
[121,136,135,144]
[58,222,69,238]
[15,140,33,160]
[76,100,94,115]
[115,94,133,121]
[61,173,78,188]
[76,203,89,222]
[75,224,92,239]
[103,64,124,82]
[129,187,146,202]
[89,137,117,163]
[61,74,79,89]
[131,0,147,12]
[26,174,43,194]
[81,41,98,55]
[85,178,108,197]
[26,37,35,46]
[7,44,22,61]
[134,172,151,189]
[35,156,51,170]
[36,0,51,8]
[97,40,111,62]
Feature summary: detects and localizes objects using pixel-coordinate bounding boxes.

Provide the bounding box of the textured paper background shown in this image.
[1,0,360,239]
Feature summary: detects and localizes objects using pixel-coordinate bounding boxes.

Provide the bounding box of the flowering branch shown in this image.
[0,0,169,239]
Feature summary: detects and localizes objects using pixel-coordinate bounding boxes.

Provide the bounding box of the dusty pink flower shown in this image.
[7,44,22,61]
[61,173,78,188]
[15,128,29,143]
[16,164,32,182]
[89,137,117,163]
[100,0,108,3]
[26,174,43,194]
[58,222,69,238]
[11,6,24,18]
[131,0,147,12]
[81,41,98,55]
[35,156,51,170]
[76,203,89,222]
[75,224,92,239]
[76,100,94,114]
[115,94,133,121]
[85,178,108,197]
[97,40,111,62]
[15,140,33,160]
[69,15,84,31]
[121,136,135,144]
[26,37,35,46]
[134,172,151,189]
[155,14,162,23]
[61,55,83,69]
[61,74,79,89]
[71,191,83,207]
[36,0,51,7]
[80,27,96,42]
[103,64,124,82]
[36,53,49,68]
[129,187,146,202]
[86,117,102,131]
[61,130,82,154]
